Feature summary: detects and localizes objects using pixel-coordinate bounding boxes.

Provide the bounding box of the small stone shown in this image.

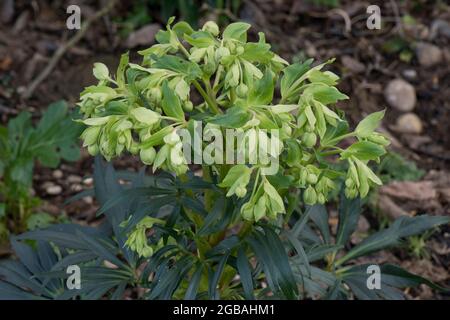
[443,48,450,63]
[41,181,53,190]
[125,24,161,48]
[430,19,450,39]
[396,113,423,134]
[384,79,416,112]
[83,177,93,186]
[67,174,82,184]
[351,216,370,244]
[52,169,63,179]
[402,69,417,80]
[341,55,365,73]
[357,215,370,233]
[305,41,317,57]
[83,196,94,205]
[70,184,83,192]
[415,42,443,67]
[46,185,62,195]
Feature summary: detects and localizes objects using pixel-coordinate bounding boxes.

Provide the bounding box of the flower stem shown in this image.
[193,80,221,114]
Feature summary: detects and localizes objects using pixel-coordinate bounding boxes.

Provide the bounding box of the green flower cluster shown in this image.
[77,18,389,223]
[123,217,165,258]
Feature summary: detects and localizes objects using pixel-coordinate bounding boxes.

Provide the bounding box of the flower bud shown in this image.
[164,131,181,146]
[235,185,247,198]
[203,61,216,75]
[236,45,244,55]
[236,83,248,98]
[345,178,354,188]
[303,186,317,205]
[202,21,219,36]
[81,126,101,146]
[149,87,162,104]
[183,100,194,112]
[307,173,318,184]
[303,132,317,148]
[282,123,292,137]
[300,169,308,185]
[189,48,206,63]
[215,46,230,62]
[368,133,390,146]
[227,41,236,53]
[140,147,156,165]
[241,202,254,221]
[317,193,325,204]
[129,142,139,155]
[87,144,99,156]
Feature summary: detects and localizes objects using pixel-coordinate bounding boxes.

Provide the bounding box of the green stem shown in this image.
[193,80,221,114]
[177,42,221,115]
[213,65,223,93]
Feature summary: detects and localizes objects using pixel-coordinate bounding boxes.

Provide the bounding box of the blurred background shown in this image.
[0,0,449,299]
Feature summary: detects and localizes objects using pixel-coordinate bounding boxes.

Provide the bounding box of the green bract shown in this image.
[77,19,390,224]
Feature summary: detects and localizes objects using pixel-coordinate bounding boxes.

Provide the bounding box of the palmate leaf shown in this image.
[291,264,337,299]
[285,192,449,300]
[51,266,134,300]
[147,255,196,300]
[0,240,64,300]
[10,228,136,300]
[339,263,449,300]
[247,227,298,299]
[336,215,450,265]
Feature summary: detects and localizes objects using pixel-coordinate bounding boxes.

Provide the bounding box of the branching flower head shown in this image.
[77,18,389,223]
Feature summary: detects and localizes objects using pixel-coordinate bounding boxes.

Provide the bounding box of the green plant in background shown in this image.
[116,0,242,36]
[115,0,153,37]
[307,0,339,7]
[376,152,425,183]
[0,20,448,300]
[0,101,82,240]
[407,229,435,260]
[382,36,415,64]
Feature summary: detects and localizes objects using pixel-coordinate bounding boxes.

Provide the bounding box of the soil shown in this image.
[0,0,448,299]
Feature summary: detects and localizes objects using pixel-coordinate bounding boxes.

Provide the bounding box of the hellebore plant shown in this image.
[77,18,389,227]
[0,20,448,300]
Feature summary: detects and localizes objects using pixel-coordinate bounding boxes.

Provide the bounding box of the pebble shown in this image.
[83,177,93,186]
[125,24,161,48]
[52,169,63,179]
[396,113,423,134]
[67,174,82,184]
[341,55,365,74]
[83,196,94,205]
[46,185,62,195]
[430,19,450,39]
[70,184,83,192]
[402,69,417,80]
[415,42,443,67]
[384,79,416,112]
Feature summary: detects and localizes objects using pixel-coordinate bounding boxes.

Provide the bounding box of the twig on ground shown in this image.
[21,0,118,100]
